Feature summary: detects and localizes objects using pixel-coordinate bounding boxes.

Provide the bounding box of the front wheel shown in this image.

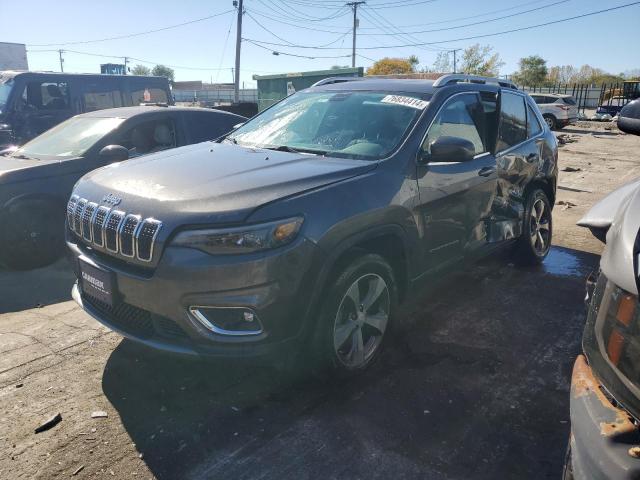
[313,254,398,375]
[0,200,65,270]
[514,189,552,265]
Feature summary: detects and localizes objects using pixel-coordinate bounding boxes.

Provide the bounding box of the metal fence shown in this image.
[173,88,258,105]
[519,82,635,115]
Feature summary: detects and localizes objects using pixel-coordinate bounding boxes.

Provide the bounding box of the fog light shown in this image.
[189,306,263,336]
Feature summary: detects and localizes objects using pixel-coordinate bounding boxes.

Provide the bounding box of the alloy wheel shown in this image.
[529,197,551,256]
[333,273,390,368]
[545,116,555,129]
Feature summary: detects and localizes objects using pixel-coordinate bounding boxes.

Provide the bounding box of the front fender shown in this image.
[577,177,640,242]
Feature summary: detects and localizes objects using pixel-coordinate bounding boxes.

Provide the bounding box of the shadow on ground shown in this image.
[102,246,599,480]
[0,258,75,314]
[559,127,619,136]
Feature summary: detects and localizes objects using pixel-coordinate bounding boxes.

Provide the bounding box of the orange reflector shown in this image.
[607,330,625,366]
[616,294,637,327]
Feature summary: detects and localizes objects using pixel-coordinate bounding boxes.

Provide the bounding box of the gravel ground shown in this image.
[1,122,639,479]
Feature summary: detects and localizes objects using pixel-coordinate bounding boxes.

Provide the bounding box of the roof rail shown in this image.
[433,74,517,90]
[311,76,363,87]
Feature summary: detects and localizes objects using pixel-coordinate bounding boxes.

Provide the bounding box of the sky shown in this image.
[1,0,639,88]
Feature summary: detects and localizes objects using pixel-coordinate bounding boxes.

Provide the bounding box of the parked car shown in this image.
[0,71,173,149]
[529,93,578,130]
[0,106,245,269]
[66,74,558,374]
[565,99,640,479]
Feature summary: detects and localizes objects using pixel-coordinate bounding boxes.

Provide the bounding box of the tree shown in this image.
[151,64,175,83]
[131,64,151,76]
[547,65,576,84]
[431,51,452,73]
[408,55,420,70]
[512,55,547,86]
[460,44,504,76]
[366,57,417,75]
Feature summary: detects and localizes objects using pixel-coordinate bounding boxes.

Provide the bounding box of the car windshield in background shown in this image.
[0,79,13,112]
[228,91,430,160]
[12,116,124,158]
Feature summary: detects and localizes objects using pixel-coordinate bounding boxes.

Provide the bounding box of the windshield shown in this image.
[228,90,430,160]
[13,116,124,158]
[0,79,13,112]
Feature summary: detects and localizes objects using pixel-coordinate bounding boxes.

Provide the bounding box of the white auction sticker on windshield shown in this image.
[381,95,428,110]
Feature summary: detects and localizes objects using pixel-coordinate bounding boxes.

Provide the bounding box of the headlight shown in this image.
[172,217,304,255]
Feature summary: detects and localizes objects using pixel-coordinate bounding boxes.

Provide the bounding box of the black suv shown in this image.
[66,75,558,374]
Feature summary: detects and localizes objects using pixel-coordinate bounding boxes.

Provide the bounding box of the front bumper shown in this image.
[68,236,325,358]
[569,355,640,479]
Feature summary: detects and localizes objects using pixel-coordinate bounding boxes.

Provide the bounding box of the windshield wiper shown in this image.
[264,145,327,156]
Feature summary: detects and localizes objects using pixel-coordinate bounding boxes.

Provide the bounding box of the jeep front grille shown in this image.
[67,195,162,263]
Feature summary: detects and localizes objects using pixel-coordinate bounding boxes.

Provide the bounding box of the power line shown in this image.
[358,0,570,36]
[26,10,235,47]
[243,1,640,50]
[242,38,352,59]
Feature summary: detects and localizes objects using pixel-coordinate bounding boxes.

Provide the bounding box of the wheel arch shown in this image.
[525,177,556,207]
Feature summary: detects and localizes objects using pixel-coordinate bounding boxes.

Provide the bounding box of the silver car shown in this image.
[564,100,640,479]
[530,93,578,130]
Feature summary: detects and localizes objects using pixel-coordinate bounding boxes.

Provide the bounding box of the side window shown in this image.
[421,93,486,157]
[131,87,168,105]
[527,104,543,137]
[21,81,70,110]
[497,92,527,152]
[184,112,240,142]
[83,82,123,112]
[117,118,177,157]
[531,96,544,105]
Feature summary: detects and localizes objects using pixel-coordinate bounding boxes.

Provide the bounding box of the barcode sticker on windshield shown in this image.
[381,95,428,110]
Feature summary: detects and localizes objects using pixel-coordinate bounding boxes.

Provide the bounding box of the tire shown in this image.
[312,253,398,375]
[543,114,557,130]
[514,188,552,265]
[0,200,66,270]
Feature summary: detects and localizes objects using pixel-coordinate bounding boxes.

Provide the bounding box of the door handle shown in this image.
[478,166,496,177]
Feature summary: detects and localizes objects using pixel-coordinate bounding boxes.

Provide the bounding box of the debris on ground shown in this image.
[556,134,578,145]
[557,200,577,210]
[72,465,85,476]
[561,166,581,172]
[91,411,108,419]
[35,413,62,433]
[15,383,23,388]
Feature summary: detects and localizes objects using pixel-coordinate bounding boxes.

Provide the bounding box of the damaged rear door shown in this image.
[490,90,543,244]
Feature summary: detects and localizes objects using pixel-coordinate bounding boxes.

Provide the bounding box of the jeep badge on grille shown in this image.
[102,193,122,207]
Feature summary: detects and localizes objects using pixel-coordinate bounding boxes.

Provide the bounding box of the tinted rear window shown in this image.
[562,97,576,105]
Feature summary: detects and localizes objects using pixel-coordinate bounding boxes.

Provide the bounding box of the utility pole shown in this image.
[123,56,129,75]
[233,0,244,104]
[58,49,64,73]
[451,48,462,74]
[347,1,365,68]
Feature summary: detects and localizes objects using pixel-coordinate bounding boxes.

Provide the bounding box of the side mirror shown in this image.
[98,145,129,163]
[421,136,476,163]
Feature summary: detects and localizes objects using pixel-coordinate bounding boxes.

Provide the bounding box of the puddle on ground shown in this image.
[543,247,588,277]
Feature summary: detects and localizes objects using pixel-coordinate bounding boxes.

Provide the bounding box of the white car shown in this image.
[530,93,578,130]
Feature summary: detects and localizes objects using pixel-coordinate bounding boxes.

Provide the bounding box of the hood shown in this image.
[0,154,83,184]
[72,142,376,225]
[579,177,640,295]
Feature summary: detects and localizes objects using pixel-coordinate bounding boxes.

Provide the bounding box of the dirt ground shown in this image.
[1,123,639,480]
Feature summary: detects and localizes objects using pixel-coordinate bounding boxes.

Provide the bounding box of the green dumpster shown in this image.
[253,67,364,112]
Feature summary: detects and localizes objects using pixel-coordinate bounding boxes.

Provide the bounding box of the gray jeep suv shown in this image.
[66,75,558,374]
